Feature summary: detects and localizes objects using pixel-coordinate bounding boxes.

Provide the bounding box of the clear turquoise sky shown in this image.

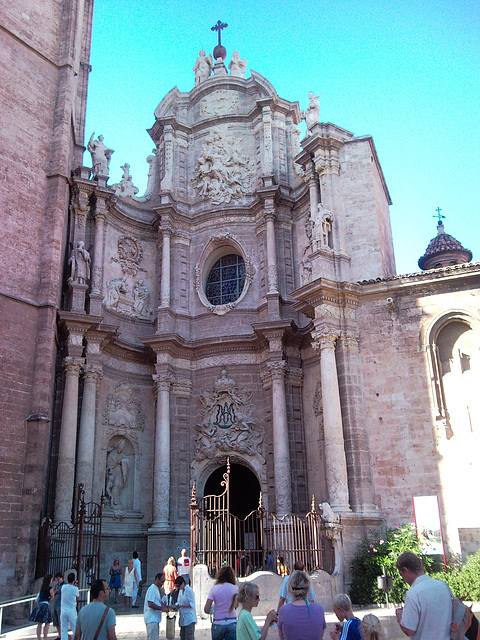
[84,0,479,275]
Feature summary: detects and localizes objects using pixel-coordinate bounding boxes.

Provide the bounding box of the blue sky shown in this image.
[84,0,479,274]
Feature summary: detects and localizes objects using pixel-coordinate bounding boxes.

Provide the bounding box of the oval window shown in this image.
[205,254,246,306]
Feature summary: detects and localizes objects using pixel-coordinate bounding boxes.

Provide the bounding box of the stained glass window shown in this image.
[205,254,246,306]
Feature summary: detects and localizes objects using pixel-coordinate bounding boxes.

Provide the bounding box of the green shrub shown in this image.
[351,525,480,605]
[350,524,435,605]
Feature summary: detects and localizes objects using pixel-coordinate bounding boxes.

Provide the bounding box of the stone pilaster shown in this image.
[54,356,84,523]
[305,170,319,217]
[150,373,173,530]
[159,223,172,308]
[312,329,350,513]
[265,210,279,295]
[262,105,273,176]
[262,361,292,515]
[90,205,106,315]
[76,363,102,502]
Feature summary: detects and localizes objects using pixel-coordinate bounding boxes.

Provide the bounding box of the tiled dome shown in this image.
[418,222,472,270]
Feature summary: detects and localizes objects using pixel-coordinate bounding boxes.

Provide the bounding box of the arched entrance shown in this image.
[204,462,260,519]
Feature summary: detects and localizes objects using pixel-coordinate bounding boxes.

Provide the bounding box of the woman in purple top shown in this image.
[277,570,326,640]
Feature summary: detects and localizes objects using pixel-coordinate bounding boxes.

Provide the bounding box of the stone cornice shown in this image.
[291,279,360,318]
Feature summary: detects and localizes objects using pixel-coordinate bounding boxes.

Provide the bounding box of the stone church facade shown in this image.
[1,0,479,600]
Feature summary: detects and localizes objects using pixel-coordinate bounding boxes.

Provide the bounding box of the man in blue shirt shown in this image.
[330,594,362,640]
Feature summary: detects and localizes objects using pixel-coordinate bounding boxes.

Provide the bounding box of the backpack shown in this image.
[450,596,471,640]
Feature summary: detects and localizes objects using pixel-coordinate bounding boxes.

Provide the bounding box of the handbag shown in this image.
[166,613,176,640]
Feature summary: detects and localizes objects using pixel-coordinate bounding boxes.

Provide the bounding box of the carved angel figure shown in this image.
[105,439,129,508]
[304,93,320,130]
[228,51,247,78]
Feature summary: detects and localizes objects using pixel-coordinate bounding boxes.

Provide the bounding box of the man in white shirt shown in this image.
[61,572,79,640]
[277,560,316,612]
[143,573,169,640]
[395,551,451,640]
[177,549,191,585]
[132,551,142,607]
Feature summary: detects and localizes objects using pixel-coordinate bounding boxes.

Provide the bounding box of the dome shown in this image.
[418,221,472,270]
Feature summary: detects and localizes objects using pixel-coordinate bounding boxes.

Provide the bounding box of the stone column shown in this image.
[265,212,279,294]
[90,207,106,315]
[151,373,173,529]
[54,356,84,523]
[264,361,292,515]
[312,330,350,512]
[160,226,171,308]
[262,105,273,176]
[76,364,102,502]
[307,172,319,217]
[161,125,174,192]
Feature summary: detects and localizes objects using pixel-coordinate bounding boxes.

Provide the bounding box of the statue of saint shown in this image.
[87,133,114,177]
[193,50,213,85]
[228,51,247,78]
[68,240,91,284]
[105,439,129,508]
[305,93,320,130]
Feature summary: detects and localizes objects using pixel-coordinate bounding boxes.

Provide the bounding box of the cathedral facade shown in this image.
[1,0,479,600]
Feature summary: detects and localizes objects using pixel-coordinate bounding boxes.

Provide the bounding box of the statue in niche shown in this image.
[87,133,114,177]
[194,369,264,461]
[132,279,151,318]
[228,51,246,78]
[103,276,128,310]
[302,93,320,131]
[111,163,139,197]
[68,240,91,284]
[105,438,129,509]
[193,50,213,85]
[312,205,334,249]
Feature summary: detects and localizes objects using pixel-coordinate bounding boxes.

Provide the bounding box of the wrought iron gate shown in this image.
[37,485,103,593]
[190,460,336,579]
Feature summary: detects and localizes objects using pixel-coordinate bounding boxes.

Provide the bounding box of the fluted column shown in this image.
[306,172,319,217]
[160,227,171,308]
[262,105,273,176]
[263,361,292,515]
[265,212,279,294]
[54,356,84,523]
[76,364,102,502]
[151,373,173,529]
[312,330,350,512]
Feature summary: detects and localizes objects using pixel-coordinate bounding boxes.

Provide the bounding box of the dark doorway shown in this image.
[204,463,260,519]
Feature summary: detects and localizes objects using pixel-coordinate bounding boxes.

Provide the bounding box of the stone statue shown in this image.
[304,93,320,130]
[312,205,334,249]
[68,240,91,284]
[111,163,139,197]
[193,50,213,85]
[105,439,129,509]
[87,132,114,177]
[319,501,339,523]
[132,279,150,317]
[103,276,128,310]
[228,51,247,78]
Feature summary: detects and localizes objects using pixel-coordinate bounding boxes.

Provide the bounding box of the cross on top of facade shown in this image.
[433,206,446,222]
[211,20,228,46]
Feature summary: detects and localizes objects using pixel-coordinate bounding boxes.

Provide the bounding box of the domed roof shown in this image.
[418,221,472,270]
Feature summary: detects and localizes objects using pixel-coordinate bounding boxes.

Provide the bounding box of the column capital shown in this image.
[83,363,103,381]
[311,329,339,352]
[153,373,174,393]
[264,210,276,224]
[63,356,85,375]
[340,331,360,352]
[261,360,287,388]
[93,209,107,223]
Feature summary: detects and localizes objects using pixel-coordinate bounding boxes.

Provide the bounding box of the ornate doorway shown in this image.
[204,462,260,519]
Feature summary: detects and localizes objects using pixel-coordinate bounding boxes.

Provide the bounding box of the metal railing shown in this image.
[0,588,90,636]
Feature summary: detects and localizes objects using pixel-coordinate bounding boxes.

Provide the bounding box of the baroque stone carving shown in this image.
[309,204,334,250]
[112,236,145,276]
[87,132,114,177]
[68,240,91,284]
[301,93,320,132]
[132,279,151,318]
[192,130,254,205]
[193,49,213,85]
[201,91,239,116]
[111,163,139,197]
[103,382,145,431]
[103,276,128,311]
[194,369,264,461]
[228,51,246,78]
